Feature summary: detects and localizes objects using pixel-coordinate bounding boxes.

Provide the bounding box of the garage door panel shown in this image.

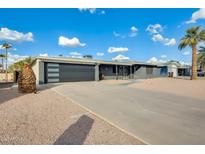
[46,63,60,83]
[59,64,95,82]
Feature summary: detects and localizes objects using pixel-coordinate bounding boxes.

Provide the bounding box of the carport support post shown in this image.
[130,66,132,79]
[95,64,99,81]
[133,65,136,79]
[123,66,125,79]
[116,65,118,80]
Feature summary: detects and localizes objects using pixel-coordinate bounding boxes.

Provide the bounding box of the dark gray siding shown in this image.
[59,63,95,82]
[134,65,167,79]
[159,66,168,76]
[134,66,148,79]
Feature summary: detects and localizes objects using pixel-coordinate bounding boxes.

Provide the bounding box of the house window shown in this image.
[146,67,153,75]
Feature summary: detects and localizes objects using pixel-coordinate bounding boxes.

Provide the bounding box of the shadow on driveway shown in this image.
[54,115,94,145]
[0,83,62,105]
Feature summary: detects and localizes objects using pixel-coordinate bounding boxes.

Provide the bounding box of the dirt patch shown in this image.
[129,78,205,100]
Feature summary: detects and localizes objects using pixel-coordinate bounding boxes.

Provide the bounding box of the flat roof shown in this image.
[35,56,157,66]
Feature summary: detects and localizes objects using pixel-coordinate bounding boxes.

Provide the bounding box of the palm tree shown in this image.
[197,46,205,71]
[8,57,34,72]
[2,43,12,82]
[178,26,205,80]
[0,54,6,69]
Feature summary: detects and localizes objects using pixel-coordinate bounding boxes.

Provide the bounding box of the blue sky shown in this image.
[0,8,205,65]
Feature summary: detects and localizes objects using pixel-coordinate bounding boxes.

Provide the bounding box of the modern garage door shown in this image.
[45,63,95,83]
[59,63,95,82]
[45,62,95,83]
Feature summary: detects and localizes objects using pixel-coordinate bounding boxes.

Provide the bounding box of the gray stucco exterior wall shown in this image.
[134,66,147,79]
[39,61,45,84]
[134,66,167,79]
[95,64,99,81]
[31,59,45,84]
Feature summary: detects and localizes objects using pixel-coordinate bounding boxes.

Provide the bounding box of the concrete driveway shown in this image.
[52,81,205,144]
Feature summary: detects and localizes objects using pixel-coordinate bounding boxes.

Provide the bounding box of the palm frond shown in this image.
[178,26,205,51]
[0,54,6,58]
[2,43,12,49]
[178,37,190,50]
[199,46,205,52]
[199,30,205,41]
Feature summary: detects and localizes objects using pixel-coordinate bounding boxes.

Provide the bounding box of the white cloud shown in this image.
[147,24,176,47]
[129,26,138,37]
[186,8,205,24]
[161,55,167,58]
[39,53,48,57]
[152,34,164,42]
[58,36,86,47]
[79,8,105,15]
[7,52,28,66]
[158,59,167,63]
[182,51,190,55]
[164,38,176,46]
[131,26,138,33]
[147,57,158,63]
[69,52,83,58]
[152,34,176,46]
[180,61,191,65]
[96,52,104,56]
[0,27,33,42]
[114,26,138,38]
[112,54,130,61]
[107,47,128,53]
[79,8,96,14]
[113,31,120,37]
[113,31,127,39]
[146,24,163,34]
[113,31,126,39]
[147,57,167,64]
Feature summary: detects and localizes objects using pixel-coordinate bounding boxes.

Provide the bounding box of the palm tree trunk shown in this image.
[5,48,8,82]
[191,44,197,80]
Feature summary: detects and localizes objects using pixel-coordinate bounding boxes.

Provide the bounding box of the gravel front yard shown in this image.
[128,78,205,100]
[0,86,143,145]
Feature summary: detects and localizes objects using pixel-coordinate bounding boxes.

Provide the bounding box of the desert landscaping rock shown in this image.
[129,78,205,100]
[0,86,143,145]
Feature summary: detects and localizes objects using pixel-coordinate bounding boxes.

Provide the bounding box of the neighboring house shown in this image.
[157,61,191,77]
[31,57,168,84]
